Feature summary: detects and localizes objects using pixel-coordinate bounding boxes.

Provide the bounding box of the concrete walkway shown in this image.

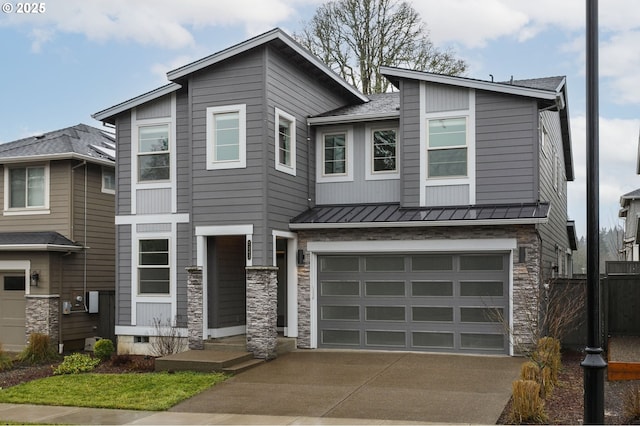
[0,351,522,425]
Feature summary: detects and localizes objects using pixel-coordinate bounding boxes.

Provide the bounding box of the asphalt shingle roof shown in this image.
[0,123,115,163]
[315,92,400,118]
[0,231,79,248]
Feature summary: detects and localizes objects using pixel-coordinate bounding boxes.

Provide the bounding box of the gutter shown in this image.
[307,111,400,126]
[0,244,83,252]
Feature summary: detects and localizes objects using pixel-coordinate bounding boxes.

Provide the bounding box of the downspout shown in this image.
[72,161,88,311]
[306,119,312,208]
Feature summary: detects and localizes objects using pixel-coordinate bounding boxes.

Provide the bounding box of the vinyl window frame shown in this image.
[206,104,247,170]
[3,163,50,215]
[365,124,400,180]
[137,123,171,182]
[274,108,296,176]
[316,126,354,183]
[137,237,171,296]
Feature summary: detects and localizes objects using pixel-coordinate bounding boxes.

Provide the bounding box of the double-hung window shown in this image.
[138,125,170,181]
[102,167,115,194]
[323,133,347,175]
[427,117,467,178]
[8,166,46,209]
[138,239,170,295]
[206,104,246,170]
[275,108,296,175]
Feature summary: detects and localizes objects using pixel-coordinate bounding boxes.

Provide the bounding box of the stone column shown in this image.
[246,266,278,359]
[186,266,204,350]
[25,295,60,345]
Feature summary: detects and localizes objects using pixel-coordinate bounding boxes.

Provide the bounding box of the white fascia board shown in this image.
[380,66,559,101]
[0,153,114,167]
[115,213,190,225]
[92,83,182,122]
[0,244,82,252]
[307,238,518,253]
[307,111,400,126]
[167,28,368,103]
[290,217,548,230]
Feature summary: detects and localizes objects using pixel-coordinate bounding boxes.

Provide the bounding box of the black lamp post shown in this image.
[581,0,607,423]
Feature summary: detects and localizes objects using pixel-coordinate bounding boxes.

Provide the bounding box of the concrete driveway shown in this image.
[170,350,522,424]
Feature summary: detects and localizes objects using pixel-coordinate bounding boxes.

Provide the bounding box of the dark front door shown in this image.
[207,236,246,330]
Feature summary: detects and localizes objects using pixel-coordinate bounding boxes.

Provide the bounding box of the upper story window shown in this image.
[102,167,115,194]
[4,164,49,215]
[138,238,170,295]
[373,129,398,173]
[138,124,170,181]
[427,117,467,178]
[206,104,246,170]
[316,127,353,183]
[275,108,296,175]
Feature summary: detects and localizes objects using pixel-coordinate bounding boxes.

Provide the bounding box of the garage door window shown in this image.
[461,333,504,350]
[413,332,454,348]
[413,306,453,322]
[366,306,405,321]
[460,307,503,323]
[320,257,359,272]
[412,255,453,271]
[460,281,503,297]
[321,305,359,321]
[460,255,503,270]
[366,330,405,347]
[321,281,360,296]
[4,276,25,291]
[365,256,404,271]
[323,329,359,345]
[365,281,404,296]
[412,281,453,296]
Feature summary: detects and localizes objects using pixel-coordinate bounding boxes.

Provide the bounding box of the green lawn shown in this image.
[0,371,227,411]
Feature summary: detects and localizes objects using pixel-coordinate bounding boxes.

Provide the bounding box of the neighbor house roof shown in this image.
[0,123,115,166]
[93,28,368,124]
[619,188,640,218]
[0,231,82,252]
[290,202,550,229]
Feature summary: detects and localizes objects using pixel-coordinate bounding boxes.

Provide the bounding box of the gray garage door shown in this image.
[317,253,509,354]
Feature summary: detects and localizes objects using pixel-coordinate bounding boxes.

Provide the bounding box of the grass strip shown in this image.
[0,371,227,411]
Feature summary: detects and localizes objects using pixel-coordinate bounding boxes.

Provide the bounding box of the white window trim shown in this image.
[540,118,549,158]
[130,93,177,215]
[101,166,115,194]
[135,122,172,183]
[135,236,172,297]
[206,104,247,170]
[316,126,354,183]
[419,84,476,206]
[274,108,296,176]
[272,229,298,338]
[365,124,400,180]
[3,163,50,215]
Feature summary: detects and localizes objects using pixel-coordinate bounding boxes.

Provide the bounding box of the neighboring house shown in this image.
[93,28,576,357]
[0,124,116,352]
[621,130,640,260]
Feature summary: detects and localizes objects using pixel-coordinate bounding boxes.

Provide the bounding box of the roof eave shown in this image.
[380,66,559,101]
[0,244,83,252]
[167,28,368,103]
[289,217,549,230]
[0,152,115,166]
[92,83,182,123]
[308,111,400,126]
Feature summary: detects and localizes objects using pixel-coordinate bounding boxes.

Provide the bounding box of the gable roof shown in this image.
[380,67,574,181]
[93,28,368,124]
[0,124,115,166]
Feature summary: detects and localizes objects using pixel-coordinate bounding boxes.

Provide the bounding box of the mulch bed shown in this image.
[498,350,640,424]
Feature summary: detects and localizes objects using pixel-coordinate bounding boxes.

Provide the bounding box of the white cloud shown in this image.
[150,55,197,84]
[1,0,304,51]
[600,30,640,105]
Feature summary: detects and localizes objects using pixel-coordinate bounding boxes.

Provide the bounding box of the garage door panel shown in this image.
[318,253,510,354]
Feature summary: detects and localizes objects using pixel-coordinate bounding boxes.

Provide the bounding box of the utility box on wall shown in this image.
[87,291,99,313]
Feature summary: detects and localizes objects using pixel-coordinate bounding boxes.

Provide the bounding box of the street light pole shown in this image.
[581,0,607,423]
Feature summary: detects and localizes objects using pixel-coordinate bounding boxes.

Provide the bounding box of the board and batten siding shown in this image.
[475,91,538,204]
[536,110,571,280]
[315,121,401,205]
[399,79,421,207]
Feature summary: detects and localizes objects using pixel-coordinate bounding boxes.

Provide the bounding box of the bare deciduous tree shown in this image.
[295,0,467,95]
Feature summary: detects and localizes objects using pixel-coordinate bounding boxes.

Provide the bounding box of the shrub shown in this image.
[0,343,13,372]
[520,361,541,382]
[536,337,561,384]
[53,353,100,375]
[510,379,548,424]
[18,333,58,364]
[623,383,640,423]
[93,339,115,361]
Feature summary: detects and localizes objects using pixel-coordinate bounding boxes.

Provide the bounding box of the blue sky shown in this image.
[1,0,639,238]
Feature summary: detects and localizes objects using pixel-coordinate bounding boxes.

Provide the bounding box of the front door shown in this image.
[276,238,288,330]
[207,236,246,335]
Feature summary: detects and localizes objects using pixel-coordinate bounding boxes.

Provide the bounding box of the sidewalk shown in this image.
[0,403,429,425]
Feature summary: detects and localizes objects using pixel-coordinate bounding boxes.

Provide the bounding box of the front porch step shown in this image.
[204,335,297,355]
[222,358,265,374]
[155,350,253,373]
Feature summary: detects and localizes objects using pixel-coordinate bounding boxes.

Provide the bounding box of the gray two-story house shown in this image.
[93,28,575,357]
